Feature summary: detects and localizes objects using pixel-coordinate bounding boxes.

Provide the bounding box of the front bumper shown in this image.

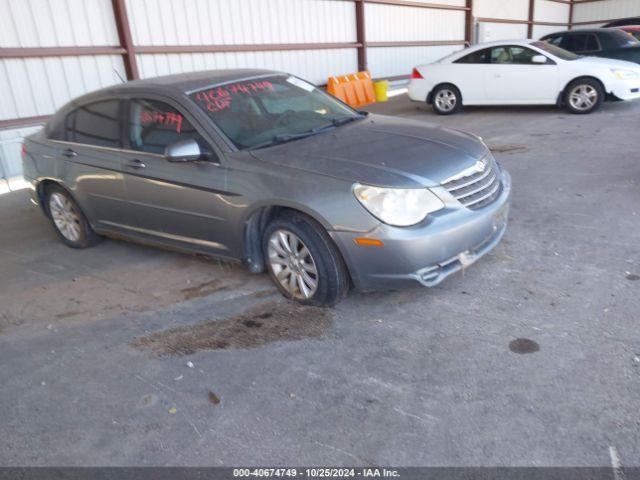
[610,78,640,101]
[331,169,511,292]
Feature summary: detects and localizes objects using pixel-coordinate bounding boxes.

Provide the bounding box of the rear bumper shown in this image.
[407,79,434,103]
[331,169,511,292]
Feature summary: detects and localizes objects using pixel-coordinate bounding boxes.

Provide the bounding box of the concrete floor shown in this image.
[1,96,639,467]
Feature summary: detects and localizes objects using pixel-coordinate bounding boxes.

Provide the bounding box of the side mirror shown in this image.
[532,55,548,64]
[165,139,205,162]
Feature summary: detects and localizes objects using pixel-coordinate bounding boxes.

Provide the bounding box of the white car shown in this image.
[408,39,640,114]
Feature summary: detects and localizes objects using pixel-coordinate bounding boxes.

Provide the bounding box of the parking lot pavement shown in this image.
[1,95,639,467]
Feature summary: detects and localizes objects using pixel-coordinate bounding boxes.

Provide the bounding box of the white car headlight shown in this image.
[611,68,639,80]
[353,183,444,227]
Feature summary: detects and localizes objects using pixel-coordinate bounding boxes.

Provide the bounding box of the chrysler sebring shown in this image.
[22,69,510,306]
[409,39,640,114]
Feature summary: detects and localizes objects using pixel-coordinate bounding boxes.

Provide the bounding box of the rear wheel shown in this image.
[432,84,462,115]
[564,78,604,114]
[263,213,349,307]
[45,185,102,248]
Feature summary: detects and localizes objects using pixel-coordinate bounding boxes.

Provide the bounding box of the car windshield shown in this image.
[532,41,579,60]
[609,29,640,47]
[189,75,363,150]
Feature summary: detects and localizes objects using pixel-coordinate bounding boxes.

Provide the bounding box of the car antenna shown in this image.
[114,69,126,84]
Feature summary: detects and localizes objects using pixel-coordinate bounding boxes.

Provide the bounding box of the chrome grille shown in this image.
[442,157,502,210]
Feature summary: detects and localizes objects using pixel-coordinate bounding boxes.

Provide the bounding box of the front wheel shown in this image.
[564,78,604,114]
[263,213,349,307]
[432,84,462,115]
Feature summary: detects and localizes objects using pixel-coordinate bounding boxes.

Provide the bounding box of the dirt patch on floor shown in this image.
[489,144,528,154]
[180,279,238,300]
[132,301,332,356]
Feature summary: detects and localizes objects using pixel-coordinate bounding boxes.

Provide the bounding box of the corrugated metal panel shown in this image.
[0,56,126,120]
[573,0,640,24]
[534,0,570,24]
[125,0,356,46]
[473,0,529,21]
[365,3,465,42]
[386,0,465,6]
[136,49,358,85]
[477,22,528,42]
[367,44,464,78]
[532,25,566,39]
[0,0,119,47]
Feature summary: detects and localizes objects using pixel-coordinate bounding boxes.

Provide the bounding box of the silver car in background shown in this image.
[22,69,511,306]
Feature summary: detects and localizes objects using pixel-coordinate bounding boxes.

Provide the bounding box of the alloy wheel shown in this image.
[569,84,598,111]
[435,89,457,112]
[49,192,81,242]
[267,229,318,299]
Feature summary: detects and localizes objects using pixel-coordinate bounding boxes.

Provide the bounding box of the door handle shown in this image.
[62,148,77,158]
[127,159,146,169]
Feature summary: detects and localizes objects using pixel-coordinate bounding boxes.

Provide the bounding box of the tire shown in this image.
[564,78,604,114]
[431,84,462,115]
[263,212,349,307]
[44,184,102,248]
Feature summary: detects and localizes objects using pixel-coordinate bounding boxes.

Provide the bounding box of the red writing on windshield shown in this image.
[194,80,274,113]
[140,109,183,134]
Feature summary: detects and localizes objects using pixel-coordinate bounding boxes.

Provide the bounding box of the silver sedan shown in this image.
[22,69,510,306]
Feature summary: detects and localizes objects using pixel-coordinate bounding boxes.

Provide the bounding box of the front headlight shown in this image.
[353,183,444,227]
[611,68,639,80]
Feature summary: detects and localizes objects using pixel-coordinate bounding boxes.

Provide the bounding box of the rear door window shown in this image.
[127,98,206,155]
[563,34,590,52]
[66,100,121,148]
[454,48,490,64]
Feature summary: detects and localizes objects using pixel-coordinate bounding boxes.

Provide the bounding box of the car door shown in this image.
[450,47,491,103]
[483,45,559,103]
[56,99,133,228]
[119,96,234,257]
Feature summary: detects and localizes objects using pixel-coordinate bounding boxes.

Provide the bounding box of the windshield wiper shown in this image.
[248,113,368,150]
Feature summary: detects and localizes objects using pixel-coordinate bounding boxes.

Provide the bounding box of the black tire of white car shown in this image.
[432,84,462,115]
[263,213,349,307]
[45,184,103,249]
[564,78,604,115]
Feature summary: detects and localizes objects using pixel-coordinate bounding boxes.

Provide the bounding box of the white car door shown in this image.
[445,47,492,104]
[483,46,560,104]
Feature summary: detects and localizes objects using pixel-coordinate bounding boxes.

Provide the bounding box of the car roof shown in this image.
[109,68,280,94]
[542,28,619,36]
[68,68,282,107]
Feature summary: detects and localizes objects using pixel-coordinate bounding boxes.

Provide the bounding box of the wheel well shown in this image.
[560,76,607,104]
[36,179,62,216]
[242,206,352,286]
[427,82,462,105]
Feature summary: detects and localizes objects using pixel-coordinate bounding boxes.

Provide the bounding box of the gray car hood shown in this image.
[250,114,490,188]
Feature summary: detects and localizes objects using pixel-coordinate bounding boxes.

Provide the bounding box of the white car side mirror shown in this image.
[532,55,548,64]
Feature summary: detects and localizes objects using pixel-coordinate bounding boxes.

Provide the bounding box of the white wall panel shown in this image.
[125,0,356,46]
[477,22,528,42]
[395,0,465,6]
[366,4,465,42]
[473,0,529,21]
[0,0,119,47]
[136,49,358,85]
[532,24,567,39]
[367,44,464,79]
[534,0,570,24]
[573,0,640,24]
[0,56,126,120]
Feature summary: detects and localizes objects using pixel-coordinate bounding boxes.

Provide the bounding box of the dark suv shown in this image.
[541,29,640,64]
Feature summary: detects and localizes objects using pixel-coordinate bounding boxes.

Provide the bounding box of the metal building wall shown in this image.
[365,1,466,78]
[572,0,640,28]
[127,0,358,84]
